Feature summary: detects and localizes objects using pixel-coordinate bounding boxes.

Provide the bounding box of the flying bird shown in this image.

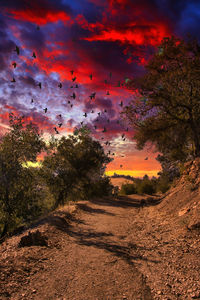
[89,74,93,80]
[58,83,62,88]
[72,77,76,82]
[58,114,62,118]
[32,52,36,58]
[80,121,84,125]
[68,100,71,104]
[58,123,62,128]
[70,70,74,75]
[89,92,96,100]
[71,92,76,99]
[70,104,73,108]
[12,62,17,68]
[11,77,16,82]
[14,46,20,55]
[83,113,87,117]
[38,82,42,89]
[97,112,101,116]
[54,127,59,134]
[43,108,47,113]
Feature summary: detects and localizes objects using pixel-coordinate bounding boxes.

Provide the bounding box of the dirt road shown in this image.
[1,195,199,300]
[0,196,153,300]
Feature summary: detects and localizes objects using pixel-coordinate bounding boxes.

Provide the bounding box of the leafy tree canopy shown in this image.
[122,36,200,162]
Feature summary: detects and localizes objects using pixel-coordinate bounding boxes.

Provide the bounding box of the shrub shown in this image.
[120,183,137,195]
[136,180,156,195]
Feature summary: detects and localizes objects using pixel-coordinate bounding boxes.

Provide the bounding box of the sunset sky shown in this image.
[0,0,199,177]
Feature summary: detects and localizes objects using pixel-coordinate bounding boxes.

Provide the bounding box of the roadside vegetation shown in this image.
[0,114,114,240]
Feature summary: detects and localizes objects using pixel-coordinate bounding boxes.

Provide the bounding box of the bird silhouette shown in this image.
[31,99,34,103]
[106,91,110,95]
[144,157,148,160]
[58,123,62,128]
[71,92,76,99]
[11,77,16,82]
[123,138,126,141]
[32,52,36,58]
[54,127,59,134]
[70,104,73,108]
[98,112,101,116]
[70,70,74,75]
[12,62,17,68]
[89,74,92,80]
[68,100,71,104]
[104,109,107,113]
[83,113,87,117]
[89,92,96,100]
[119,101,123,107]
[14,46,20,55]
[43,108,47,113]
[80,121,84,125]
[58,83,62,88]
[38,82,42,89]
[72,77,76,82]
[58,114,62,118]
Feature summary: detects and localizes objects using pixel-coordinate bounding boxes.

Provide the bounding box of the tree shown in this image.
[0,113,45,238]
[41,127,113,207]
[122,36,200,161]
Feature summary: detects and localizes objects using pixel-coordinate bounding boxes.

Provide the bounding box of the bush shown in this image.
[120,183,137,195]
[136,180,156,195]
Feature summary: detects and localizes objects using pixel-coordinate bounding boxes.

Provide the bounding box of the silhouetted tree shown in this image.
[122,36,200,161]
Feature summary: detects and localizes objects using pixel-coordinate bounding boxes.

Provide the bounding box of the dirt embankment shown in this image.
[0,162,200,300]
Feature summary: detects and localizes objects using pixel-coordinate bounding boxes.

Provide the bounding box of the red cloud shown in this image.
[6,3,70,25]
[83,22,170,46]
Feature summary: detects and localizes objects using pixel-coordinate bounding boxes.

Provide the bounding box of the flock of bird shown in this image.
[10,28,149,166]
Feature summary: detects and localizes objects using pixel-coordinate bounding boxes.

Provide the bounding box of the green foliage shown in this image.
[120,183,136,195]
[40,128,113,207]
[0,114,46,238]
[122,36,200,161]
[136,179,156,195]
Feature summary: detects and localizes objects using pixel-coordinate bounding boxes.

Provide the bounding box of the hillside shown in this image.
[0,161,200,300]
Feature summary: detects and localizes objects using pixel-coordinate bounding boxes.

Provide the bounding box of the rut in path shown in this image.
[1,196,156,300]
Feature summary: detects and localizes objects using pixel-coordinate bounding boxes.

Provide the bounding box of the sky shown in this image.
[0,0,200,178]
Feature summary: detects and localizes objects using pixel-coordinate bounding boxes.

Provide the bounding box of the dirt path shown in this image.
[1,195,199,300]
[0,196,153,300]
